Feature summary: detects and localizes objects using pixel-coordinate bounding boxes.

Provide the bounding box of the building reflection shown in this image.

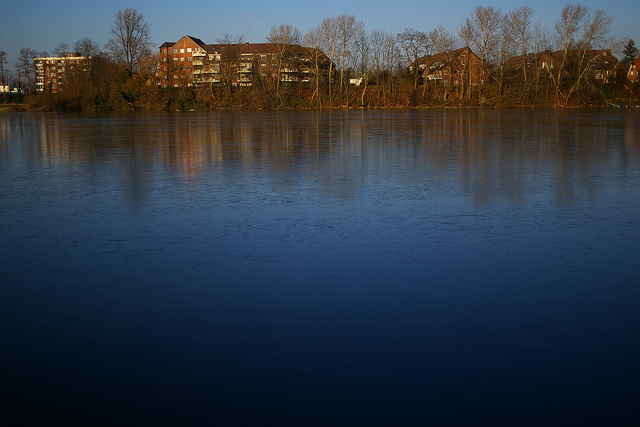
[0,109,637,208]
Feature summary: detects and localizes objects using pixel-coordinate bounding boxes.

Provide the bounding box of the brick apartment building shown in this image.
[419,47,485,87]
[158,35,330,88]
[34,52,90,93]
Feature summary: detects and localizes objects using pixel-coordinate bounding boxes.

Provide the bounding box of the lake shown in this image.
[1,109,639,426]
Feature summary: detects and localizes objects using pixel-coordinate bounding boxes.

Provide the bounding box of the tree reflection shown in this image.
[0,109,638,208]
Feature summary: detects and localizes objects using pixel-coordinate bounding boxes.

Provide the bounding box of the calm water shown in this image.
[1,109,639,426]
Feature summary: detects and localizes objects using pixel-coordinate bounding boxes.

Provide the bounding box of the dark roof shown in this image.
[418,47,475,68]
[159,37,330,62]
[186,36,207,47]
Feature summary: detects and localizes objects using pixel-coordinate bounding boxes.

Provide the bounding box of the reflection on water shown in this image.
[1,110,640,426]
[2,109,638,207]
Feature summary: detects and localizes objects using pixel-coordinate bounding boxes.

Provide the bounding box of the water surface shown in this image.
[1,109,639,426]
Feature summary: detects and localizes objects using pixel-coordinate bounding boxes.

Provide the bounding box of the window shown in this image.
[173,49,178,53]
[187,57,192,61]
[180,49,185,53]
[187,48,192,52]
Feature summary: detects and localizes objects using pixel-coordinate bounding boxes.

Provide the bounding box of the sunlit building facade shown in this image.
[157,35,330,88]
[34,52,89,93]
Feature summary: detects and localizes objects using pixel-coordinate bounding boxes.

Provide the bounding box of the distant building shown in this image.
[418,47,485,87]
[34,52,90,93]
[628,57,640,83]
[508,49,618,84]
[157,35,330,88]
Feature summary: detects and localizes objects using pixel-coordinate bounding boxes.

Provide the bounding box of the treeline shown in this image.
[7,4,640,111]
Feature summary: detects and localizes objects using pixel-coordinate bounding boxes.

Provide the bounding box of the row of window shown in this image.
[162,48,278,62]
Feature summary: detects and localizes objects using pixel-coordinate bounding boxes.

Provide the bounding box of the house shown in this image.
[34,52,90,93]
[508,49,617,83]
[588,50,617,83]
[627,57,640,83]
[157,35,330,88]
[418,47,484,87]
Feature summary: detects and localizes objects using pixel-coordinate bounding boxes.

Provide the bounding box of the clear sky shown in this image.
[2,0,639,76]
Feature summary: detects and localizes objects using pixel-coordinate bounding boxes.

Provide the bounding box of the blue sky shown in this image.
[2,0,639,76]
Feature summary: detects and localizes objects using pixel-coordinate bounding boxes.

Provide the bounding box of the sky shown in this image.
[2,0,639,77]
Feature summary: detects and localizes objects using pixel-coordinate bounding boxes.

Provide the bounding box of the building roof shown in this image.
[160,36,328,62]
[417,47,476,70]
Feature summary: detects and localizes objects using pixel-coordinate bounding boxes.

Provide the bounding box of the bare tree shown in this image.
[303,27,326,106]
[352,29,371,105]
[73,37,101,88]
[397,28,429,88]
[554,3,587,87]
[569,9,613,101]
[382,32,399,97]
[553,4,613,103]
[430,26,458,55]
[15,48,37,93]
[494,19,517,99]
[54,42,69,57]
[267,24,301,99]
[105,8,153,75]
[505,6,534,84]
[428,26,459,98]
[74,37,101,58]
[318,17,340,101]
[460,6,503,67]
[370,29,387,83]
[216,34,244,45]
[533,22,552,53]
[353,29,371,80]
[369,29,398,99]
[337,15,364,95]
[215,34,244,93]
[0,51,6,82]
[0,50,7,103]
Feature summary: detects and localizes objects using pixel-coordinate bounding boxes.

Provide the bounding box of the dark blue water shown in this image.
[1,110,639,426]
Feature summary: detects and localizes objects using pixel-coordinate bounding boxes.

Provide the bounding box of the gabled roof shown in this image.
[187,36,207,47]
[505,51,561,68]
[161,36,207,49]
[417,47,476,70]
